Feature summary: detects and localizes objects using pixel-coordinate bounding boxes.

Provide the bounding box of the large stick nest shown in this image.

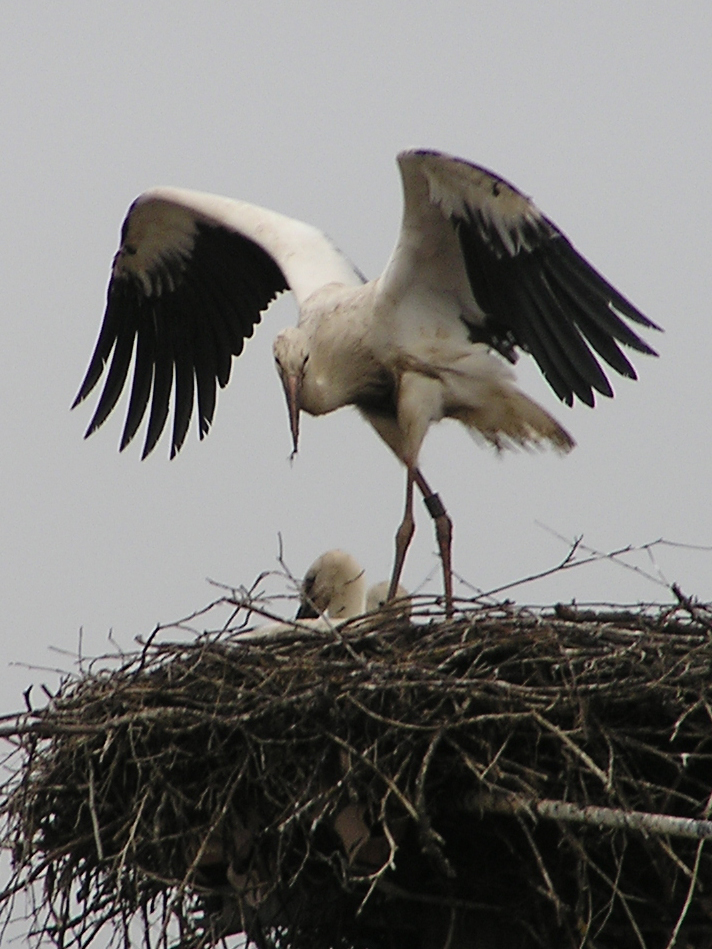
[2,595,712,949]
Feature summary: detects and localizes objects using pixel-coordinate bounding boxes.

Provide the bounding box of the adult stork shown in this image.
[73,150,660,614]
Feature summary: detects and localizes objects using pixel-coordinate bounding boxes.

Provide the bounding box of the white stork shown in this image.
[295,549,367,621]
[73,150,660,614]
[294,549,411,621]
[365,581,412,620]
[233,549,368,643]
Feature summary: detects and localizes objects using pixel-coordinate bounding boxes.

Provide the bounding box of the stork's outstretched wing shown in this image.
[73,188,363,458]
[390,149,661,407]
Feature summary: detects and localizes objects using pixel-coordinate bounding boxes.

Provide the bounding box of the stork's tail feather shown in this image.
[455,389,575,453]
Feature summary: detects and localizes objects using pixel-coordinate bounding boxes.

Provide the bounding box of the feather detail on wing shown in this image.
[73,188,363,458]
[394,150,661,408]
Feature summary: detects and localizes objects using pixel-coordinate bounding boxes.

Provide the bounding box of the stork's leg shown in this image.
[388,468,415,601]
[413,468,453,617]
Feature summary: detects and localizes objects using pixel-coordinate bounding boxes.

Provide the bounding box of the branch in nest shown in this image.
[468,792,712,841]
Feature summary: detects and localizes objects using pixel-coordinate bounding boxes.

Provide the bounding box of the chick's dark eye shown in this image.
[302,354,310,368]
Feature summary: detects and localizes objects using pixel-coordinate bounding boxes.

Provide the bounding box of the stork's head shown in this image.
[296,549,366,620]
[273,327,311,456]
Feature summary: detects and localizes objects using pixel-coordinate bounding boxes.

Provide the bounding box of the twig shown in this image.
[414,730,453,878]
[672,583,712,631]
[517,815,564,920]
[531,712,611,791]
[467,792,712,841]
[87,756,104,861]
[665,839,705,949]
[566,834,647,949]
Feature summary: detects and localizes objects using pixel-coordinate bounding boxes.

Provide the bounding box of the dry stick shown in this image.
[356,761,414,919]
[672,583,712,631]
[87,758,104,861]
[458,537,643,602]
[566,833,647,949]
[442,907,456,949]
[376,880,501,914]
[665,839,705,949]
[0,708,200,740]
[466,792,712,841]
[593,834,627,943]
[114,790,150,885]
[471,534,710,605]
[516,816,564,921]
[655,835,699,881]
[414,730,453,878]
[345,694,439,733]
[531,711,611,790]
[326,732,420,825]
[153,767,246,949]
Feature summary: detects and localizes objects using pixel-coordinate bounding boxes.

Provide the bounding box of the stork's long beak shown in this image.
[282,372,302,458]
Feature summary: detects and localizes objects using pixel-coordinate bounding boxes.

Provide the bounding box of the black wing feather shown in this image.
[508,285,581,406]
[120,311,155,451]
[548,236,656,333]
[520,266,613,400]
[186,268,236,387]
[74,218,288,458]
[573,313,638,380]
[171,312,196,459]
[455,206,660,407]
[142,320,173,460]
[542,241,657,355]
[72,276,125,410]
[83,298,138,436]
[194,329,218,440]
[457,219,574,404]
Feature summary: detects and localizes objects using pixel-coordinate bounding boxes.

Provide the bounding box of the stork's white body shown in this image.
[292,277,571,467]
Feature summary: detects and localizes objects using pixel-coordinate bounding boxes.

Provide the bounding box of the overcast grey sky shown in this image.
[1,2,711,718]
